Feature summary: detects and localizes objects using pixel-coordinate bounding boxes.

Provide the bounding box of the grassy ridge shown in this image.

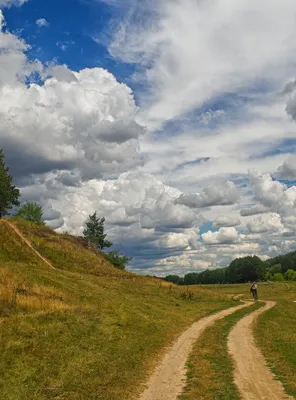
[178,302,263,400]
[0,219,236,400]
[2,218,129,277]
[206,282,296,398]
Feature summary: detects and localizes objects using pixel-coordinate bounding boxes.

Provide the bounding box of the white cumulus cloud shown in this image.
[276,156,296,180]
[247,213,283,233]
[248,169,286,208]
[0,13,144,182]
[202,227,239,245]
[175,181,239,209]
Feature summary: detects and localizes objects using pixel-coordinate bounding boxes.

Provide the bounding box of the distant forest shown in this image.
[164,252,296,285]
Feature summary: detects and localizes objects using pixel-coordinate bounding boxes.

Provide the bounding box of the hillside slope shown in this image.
[0,219,236,400]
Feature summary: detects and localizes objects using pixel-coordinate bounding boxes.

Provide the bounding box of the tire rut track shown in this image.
[228,301,293,400]
[139,302,251,400]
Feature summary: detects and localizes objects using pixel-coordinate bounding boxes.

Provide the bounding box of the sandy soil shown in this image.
[3,220,55,269]
[139,302,251,400]
[228,301,293,400]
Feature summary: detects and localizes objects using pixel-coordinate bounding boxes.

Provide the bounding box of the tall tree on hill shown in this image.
[83,212,112,250]
[0,149,20,218]
[15,202,44,225]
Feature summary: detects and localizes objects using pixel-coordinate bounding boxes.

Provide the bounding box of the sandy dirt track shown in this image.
[139,302,251,400]
[228,301,293,400]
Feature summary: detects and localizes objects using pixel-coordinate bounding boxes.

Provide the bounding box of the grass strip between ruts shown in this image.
[179,301,264,400]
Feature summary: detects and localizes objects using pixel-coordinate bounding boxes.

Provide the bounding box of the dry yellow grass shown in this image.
[0,268,73,312]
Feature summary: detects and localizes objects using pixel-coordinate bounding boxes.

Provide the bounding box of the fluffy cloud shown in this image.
[26,171,197,235]
[3,4,296,276]
[248,169,286,208]
[0,13,144,181]
[0,11,41,87]
[36,18,49,28]
[276,156,296,180]
[2,67,144,180]
[175,181,239,209]
[156,228,200,250]
[213,216,241,227]
[108,0,296,129]
[201,227,239,245]
[247,213,283,233]
[247,169,296,234]
[248,169,296,214]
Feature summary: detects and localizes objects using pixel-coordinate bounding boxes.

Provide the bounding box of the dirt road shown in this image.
[139,302,251,400]
[228,301,293,400]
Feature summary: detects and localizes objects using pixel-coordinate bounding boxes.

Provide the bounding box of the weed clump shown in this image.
[180,287,194,301]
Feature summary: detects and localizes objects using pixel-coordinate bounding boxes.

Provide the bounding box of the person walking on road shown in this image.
[250,282,258,300]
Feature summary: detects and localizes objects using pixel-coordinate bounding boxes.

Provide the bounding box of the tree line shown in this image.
[164,252,296,285]
[0,149,131,270]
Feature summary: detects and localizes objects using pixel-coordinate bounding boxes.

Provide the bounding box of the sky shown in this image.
[2,0,296,276]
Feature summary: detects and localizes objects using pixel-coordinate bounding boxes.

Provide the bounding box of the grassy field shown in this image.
[206,282,296,398]
[178,301,263,400]
[0,219,237,400]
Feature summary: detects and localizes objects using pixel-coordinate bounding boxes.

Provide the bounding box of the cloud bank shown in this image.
[1,3,296,276]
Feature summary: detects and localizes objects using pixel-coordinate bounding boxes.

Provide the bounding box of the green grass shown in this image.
[0,219,237,400]
[253,284,296,397]
[206,282,296,397]
[178,301,263,400]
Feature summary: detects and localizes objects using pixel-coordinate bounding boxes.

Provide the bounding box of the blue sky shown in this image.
[5,0,136,83]
[2,0,296,276]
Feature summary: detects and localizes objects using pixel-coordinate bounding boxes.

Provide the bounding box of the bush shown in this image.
[105,250,131,270]
[273,273,285,282]
[284,269,296,281]
[269,264,282,275]
[15,202,44,225]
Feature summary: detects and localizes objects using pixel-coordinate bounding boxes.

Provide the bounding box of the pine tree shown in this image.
[83,212,112,250]
[0,149,20,218]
